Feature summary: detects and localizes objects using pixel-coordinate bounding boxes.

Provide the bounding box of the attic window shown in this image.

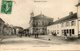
[71,21,75,26]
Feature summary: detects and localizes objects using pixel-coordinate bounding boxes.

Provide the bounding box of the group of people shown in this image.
[18,30,39,38]
[51,32,57,36]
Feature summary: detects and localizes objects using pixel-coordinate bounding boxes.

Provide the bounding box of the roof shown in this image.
[24,29,29,31]
[0,18,5,23]
[32,14,53,19]
[53,13,77,24]
[76,3,80,7]
[13,26,23,29]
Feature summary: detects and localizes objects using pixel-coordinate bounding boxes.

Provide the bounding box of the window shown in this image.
[38,20,41,26]
[62,30,64,34]
[38,21,40,26]
[55,30,56,34]
[36,28,38,30]
[42,22,44,25]
[36,22,38,26]
[66,21,70,26]
[71,21,75,26]
[64,30,66,34]
[40,21,42,26]
[57,30,59,34]
[69,29,71,36]
[72,29,74,34]
[61,23,64,27]
[64,30,67,36]
[66,29,68,33]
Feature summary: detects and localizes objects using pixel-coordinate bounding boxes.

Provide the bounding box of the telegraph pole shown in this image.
[76,0,80,38]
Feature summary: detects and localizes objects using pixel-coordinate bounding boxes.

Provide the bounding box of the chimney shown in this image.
[30,11,34,17]
[69,12,73,15]
[78,0,80,4]
[58,17,59,20]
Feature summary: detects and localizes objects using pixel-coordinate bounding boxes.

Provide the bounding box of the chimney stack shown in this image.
[69,12,73,15]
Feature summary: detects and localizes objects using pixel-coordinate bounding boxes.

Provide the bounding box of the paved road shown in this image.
[0,37,57,45]
[1,35,80,45]
[37,35,80,44]
[0,36,80,51]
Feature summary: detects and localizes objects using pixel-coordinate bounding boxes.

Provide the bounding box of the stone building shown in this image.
[76,0,80,36]
[0,18,5,35]
[13,26,23,35]
[3,24,14,35]
[47,12,78,38]
[29,12,53,35]
[23,28,29,36]
[47,0,80,38]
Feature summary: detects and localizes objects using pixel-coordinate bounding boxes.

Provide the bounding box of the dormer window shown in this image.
[71,21,75,26]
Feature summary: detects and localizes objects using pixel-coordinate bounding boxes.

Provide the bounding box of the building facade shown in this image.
[47,12,78,38]
[0,18,5,35]
[47,0,80,38]
[3,24,14,35]
[13,26,23,35]
[23,28,29,36]
[76,0,80,36]
[29,12,53,35]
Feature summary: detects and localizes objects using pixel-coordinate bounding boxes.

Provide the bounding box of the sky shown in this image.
[0,0,79,28]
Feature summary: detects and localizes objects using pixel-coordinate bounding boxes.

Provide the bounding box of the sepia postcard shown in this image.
[0,0,80,51]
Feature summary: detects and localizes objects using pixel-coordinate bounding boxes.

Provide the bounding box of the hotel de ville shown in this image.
[29,12,53,35]
[47,1,80,38]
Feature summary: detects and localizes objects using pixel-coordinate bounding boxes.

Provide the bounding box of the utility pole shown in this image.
[76,0,80,38]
